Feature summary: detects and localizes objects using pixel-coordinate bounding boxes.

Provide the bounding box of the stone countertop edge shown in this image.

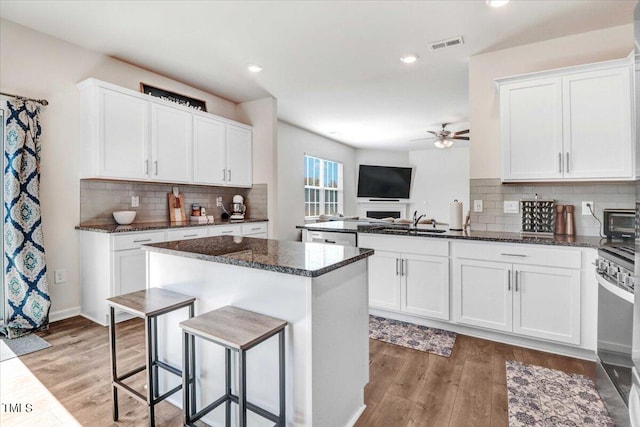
[75,218,269,233]
[142,237,375,278]
[297,222,605,249]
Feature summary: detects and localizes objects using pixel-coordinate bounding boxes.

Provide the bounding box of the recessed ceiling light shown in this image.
[248,64,263,73]
[400,55,418,64]
[486,0,509,7]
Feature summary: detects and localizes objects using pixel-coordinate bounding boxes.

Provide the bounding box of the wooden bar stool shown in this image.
[179,306,287,427]
[107,288,196,427]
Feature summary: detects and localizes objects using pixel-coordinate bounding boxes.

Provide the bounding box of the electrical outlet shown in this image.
[131,196,139,207]
[54,269,66,284]
[504,201,519,214]
[474,200,483,213]
[216,196,222,207]
[582,201,593,216]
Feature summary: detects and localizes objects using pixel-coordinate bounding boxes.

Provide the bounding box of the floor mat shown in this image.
[506,360,614,426]
[369,315,457,357]
[1,334,51,362]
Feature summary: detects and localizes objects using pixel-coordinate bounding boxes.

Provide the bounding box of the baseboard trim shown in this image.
[50,306,81,323]
[345,403,367,427]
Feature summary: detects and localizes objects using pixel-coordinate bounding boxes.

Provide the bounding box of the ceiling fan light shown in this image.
[433,139,446,149]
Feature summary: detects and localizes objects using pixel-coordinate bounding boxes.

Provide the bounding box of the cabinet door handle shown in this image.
[508,270,512,291]
[324,239,336,244]
[184,234,198,237]
[222,169,226,181]
[145,160,149,175]
[500,253,527,258]
[515,271,519,292]
[221,230,233,234]
[558,152,562,173]
[133,238,152,243]
[251,227,262,231]
[154,160,158,175]
[228,169,232,181]
[565,152,570,174]
[402,259,407,276]
[396,258,399,276]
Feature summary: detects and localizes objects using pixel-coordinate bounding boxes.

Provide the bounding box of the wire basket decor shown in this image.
[520,199,555,236]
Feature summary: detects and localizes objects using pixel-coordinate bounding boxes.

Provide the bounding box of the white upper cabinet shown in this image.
[96,88,149,180]
[497,58,635,182]
[78,78,253,186]
[225,124,252,187]
[150,103,192,183]
[193,115,226,185]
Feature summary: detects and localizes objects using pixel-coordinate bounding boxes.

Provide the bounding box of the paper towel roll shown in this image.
[450,200,463,231]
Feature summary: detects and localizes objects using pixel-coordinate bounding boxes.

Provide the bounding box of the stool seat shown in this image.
[180,305,287,350]
[107,288,195,318]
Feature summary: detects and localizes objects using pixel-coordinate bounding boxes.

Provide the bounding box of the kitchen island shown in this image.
[142,236,374,427]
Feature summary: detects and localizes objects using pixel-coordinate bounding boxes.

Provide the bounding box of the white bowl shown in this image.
[113,211,136,225]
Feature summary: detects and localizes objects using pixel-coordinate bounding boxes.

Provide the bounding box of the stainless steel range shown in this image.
[597,241,636,426]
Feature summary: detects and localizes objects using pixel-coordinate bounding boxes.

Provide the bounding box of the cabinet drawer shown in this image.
[210,225,241,236]
[166,227,208,241]
[241,222,267,235]
[112,231,167,251]
[452,241,581,269]
[358,234,448,257]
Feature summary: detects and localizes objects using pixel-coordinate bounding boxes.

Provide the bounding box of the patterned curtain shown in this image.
[2,99,50,339]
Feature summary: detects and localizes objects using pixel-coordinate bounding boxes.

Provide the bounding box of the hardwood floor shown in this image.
[0,316,595,426]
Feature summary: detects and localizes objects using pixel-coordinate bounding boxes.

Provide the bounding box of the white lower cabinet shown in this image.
[452,243,581,345]
[359,234,449,321]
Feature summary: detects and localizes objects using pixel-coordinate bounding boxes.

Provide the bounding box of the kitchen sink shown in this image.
[409,229,447,234]
[377,227,447,234]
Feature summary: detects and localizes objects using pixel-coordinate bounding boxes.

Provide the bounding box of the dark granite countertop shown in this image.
[76,218,268,233]
[142,235,374,277]
[297,221,605,248]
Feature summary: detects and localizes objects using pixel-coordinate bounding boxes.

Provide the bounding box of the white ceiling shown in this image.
[0,1,634,150]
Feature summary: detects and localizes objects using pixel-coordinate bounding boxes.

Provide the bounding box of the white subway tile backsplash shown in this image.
[469,178,635,237]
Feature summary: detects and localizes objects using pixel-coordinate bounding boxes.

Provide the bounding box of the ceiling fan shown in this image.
[411,123,470,149]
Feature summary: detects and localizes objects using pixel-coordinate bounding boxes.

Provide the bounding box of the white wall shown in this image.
[277,121,356,241]
[0,19,253,319]
[408,147,470,224]
[469,24,633,179]
[236,97,278,237]
[355,149,410,167]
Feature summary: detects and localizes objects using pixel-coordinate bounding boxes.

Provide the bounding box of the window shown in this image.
[304,155,343,218]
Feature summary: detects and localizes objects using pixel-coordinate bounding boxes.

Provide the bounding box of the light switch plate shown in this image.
[473,200,483,213]
[131,196,139,207]
[54,269,66,284]
[504,201,519,214]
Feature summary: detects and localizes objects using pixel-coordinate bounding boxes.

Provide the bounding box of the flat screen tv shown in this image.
[357,165,412,199]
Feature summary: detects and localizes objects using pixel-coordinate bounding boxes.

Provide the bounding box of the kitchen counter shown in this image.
[143,235,373,277]
[75,217,268,233]
[297,221,605,248]
[146,234,371,426]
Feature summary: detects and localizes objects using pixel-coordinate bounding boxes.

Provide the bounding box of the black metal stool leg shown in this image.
[279,329,286,426]
[188,303,196,417]
[182,330,191,426]
[239,349,247,427]
[225,347,231,427]
[145,316,155,427]
[152,315,159,400]
[109,306,119,421]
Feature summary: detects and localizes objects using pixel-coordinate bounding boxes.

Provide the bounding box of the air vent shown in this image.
[430,36,464,51]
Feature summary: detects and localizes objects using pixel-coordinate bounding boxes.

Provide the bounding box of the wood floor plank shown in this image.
[387,348,430,402]
[361,394,415,427]
[448,360,494,427]
[364,352,407,407]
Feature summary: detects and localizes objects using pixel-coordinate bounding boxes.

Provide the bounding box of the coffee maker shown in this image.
[230,195,246,220]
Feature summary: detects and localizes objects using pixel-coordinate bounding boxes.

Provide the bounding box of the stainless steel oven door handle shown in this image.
[596,273,634,303]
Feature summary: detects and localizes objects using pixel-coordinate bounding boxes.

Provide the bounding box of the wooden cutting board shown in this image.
[168,193,186,222]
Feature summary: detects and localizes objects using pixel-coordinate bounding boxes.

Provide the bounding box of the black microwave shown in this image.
[603,209,635,239]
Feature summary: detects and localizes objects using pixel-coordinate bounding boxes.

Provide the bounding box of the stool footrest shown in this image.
[113,381,147,404]
[155,360,181,377]
[190,392,280,424]
[154,383,182,404]
[117,365,146,382]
